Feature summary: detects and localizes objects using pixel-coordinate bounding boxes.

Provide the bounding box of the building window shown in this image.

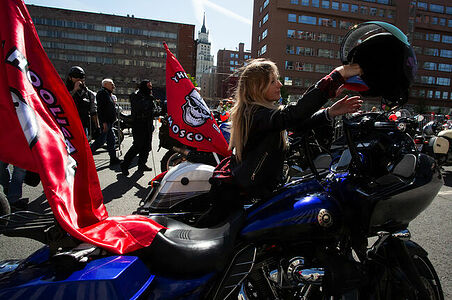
[351,5,358,13]
[427,90,433,98]
[376,0,389,4]
[286,45,295,54]
[430,4,444,13]
[431,17,438,25]
[288,14,297,22]
[263,0,269,8]
[312,0,319,7]
[437,77,450,86]
[284,77,293,86]
[341,3,349,11]
[299,15,317,25]
[360,6,368,15]
[263,13,269,24]
[440,49,452,58]
[443,92,449,100]
[447,6,452,14]
[291,0,299,4]
[370,7,377,16]
[434,91,441,99]
[420,76,435,84]
[287,29,296,38]
[285,61,294,70]
[417,2,427,10]
[262,29,268,39]
[230,60,234,65]
[423,62,437,71]
[419,90,426,97]
[230,53,234,58]
[442,35,452,44]
[318,48,335,58]
[260,44,267,55]
[332,2,339,10]
[296,46,314,56]
[301,0,309,6]
[378,8,385,17]
[230,67,235,71]
[318,17,336,27]
[424,48,439,56]
[322,1,329,9]
[426,33,440,42]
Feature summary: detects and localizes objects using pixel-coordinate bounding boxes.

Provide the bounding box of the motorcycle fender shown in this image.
[402,240,428,257]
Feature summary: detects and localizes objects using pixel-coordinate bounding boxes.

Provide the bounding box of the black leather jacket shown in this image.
[130,91,156,123]
[237,70,345,197]
[96,87,117,124]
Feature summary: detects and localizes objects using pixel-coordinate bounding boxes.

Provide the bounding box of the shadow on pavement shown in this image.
[101,170,148,205]
[28,193,51,214]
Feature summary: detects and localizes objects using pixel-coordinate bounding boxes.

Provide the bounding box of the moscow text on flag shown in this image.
[0,0,163,254]
[164,43,231,158]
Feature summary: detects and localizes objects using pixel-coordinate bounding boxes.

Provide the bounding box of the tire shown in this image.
[381,245,444,300]
[160,149,175,172]
[0,191,10,216]
[167,153,185,169]
[410,254,444,300]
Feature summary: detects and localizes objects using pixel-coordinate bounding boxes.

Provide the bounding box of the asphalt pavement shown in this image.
[0,127,450,298]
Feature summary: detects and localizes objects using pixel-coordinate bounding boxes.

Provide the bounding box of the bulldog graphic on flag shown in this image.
[164,43,231,158]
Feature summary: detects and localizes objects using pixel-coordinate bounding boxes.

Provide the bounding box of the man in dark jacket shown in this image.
[90,79,121,166]
[65,66,98,137]
[120,80,156,176]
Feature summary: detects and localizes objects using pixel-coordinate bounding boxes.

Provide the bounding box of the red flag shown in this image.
[0,0,163,254]
[164,43,231,158]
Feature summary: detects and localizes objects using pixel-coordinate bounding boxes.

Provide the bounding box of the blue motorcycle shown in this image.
[0,110,444,299]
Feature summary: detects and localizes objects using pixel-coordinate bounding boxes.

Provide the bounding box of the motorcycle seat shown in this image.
[134,210,245,277]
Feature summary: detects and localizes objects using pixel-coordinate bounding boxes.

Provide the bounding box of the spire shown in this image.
[201,12,207,34]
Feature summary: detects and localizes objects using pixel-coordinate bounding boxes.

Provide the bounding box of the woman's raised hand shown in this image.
[335,64,363,80]
[328,95,363,118]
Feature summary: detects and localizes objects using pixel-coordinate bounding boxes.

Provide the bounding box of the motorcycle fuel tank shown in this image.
[241,180,342,241]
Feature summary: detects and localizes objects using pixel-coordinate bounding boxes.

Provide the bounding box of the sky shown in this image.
[24,0,254,65]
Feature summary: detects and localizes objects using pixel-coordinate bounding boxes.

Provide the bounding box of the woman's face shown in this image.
[264,72,283,102]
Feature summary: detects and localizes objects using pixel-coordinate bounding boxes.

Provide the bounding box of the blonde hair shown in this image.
[229,58,287,161]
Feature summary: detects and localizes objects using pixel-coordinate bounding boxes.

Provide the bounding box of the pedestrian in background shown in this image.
[121,80,156,176]
[0,161,27,210]
[90,78,121,167]
[65,66,98,138]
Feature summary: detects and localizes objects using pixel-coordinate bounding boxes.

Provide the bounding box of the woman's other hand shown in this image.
[328,95,363,118]
[335,64,363,80]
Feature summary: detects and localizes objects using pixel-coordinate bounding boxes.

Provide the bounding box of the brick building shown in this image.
[27,5,196,102]
[216,42,252,99]
[252,0,451,112]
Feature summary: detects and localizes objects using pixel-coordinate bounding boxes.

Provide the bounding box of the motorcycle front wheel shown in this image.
[375,245,444,300]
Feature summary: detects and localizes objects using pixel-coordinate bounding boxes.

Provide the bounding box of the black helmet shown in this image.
[68,66,85,79]
[340,21,417,105]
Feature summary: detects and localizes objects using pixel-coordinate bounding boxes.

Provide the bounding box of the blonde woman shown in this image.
[198,59,362,226]
[227,58,363,198]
